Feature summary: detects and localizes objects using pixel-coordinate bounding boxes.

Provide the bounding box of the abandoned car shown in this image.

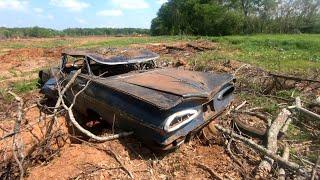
[39,48,235,150]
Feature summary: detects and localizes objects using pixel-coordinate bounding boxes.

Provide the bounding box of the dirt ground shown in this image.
[0,37,319,179]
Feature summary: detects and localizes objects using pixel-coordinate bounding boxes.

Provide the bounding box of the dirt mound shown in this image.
[146,40,217,55]
[0,47,63,79]
[26,138,241,179]
[0,48,63,62]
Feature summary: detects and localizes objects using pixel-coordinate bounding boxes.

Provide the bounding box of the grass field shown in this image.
[0,34,319,95]
[1,34,319,74]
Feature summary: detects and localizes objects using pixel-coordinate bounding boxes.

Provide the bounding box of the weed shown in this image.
[0,88,14,102]
[9,69,19,77]
[12,79,39,94]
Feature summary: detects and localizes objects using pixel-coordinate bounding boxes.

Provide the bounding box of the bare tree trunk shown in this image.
[255,108,291,179]
[8,91,25,180]
[214,124,310,176]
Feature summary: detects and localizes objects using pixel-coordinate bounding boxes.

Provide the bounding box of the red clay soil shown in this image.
[0,48,63,78]
[27,135,241,179]
[0,91,243,179]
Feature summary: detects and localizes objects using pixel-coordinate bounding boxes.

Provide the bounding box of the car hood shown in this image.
[122,68,234,99]
[96,68,234,110]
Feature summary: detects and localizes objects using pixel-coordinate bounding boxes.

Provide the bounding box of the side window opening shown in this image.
[89,59,156,77]
[62,55,85,73]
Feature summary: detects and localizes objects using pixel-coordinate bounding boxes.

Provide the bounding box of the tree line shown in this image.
[151,0,320,36]
[0,27,150,39]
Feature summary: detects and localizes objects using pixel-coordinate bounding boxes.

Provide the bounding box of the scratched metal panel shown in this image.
[96,78,183,110]
[123,68,234,98]
[62,49,159,65]
[95,68,234,110]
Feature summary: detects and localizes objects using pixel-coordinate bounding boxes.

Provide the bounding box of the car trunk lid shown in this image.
[122,68,234,100]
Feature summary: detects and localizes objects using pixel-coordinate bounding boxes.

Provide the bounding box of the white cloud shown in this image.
[156,0,167,4]
[75,18,86,24]
[112,0,149,10]
[34,8,44,14]
[47,15,54,20]
[50,0,90,11]
[97,9,123,16]
[0,0,28,11]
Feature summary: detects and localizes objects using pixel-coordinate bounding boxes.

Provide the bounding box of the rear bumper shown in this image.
[153,108,226,151]
[152,93,234,151]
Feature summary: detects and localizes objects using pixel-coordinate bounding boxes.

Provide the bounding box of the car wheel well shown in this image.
[86,109,101,120]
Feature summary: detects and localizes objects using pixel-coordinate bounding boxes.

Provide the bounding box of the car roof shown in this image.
[62,48,159,65]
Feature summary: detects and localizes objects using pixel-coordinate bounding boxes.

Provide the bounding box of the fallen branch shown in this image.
[278,145,290,180]
[65,107,133,141]
[269,73,320,84]
[56,70,133,142]
[291,154,320,169]
[8,91,25,180]
[226,138,247,178]
[279,118,292,138]
[311,154,320,180]
[45,69,82,138]
[289,97,320,120]
[69,135,134,179]
[196,163,223,180]
[233,64,249,76]
[105,146,134,179]
[235,101,247,111]
[214,124,310,176]
[255,108,291,178]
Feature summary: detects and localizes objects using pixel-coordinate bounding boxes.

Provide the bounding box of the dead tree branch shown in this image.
[279,118,292,138]
[278,145,290,180]
[311,154,320,180]
[196,163,223,180]
[69,135,134,178]
[8,90,25,180]
[226,138,247,178]
[45,69,82,138]
[214,124,310,176]
[255,108,291,178]
[289,97,320,120]
[235,101,247,111]
[57,70,133,142]
[269,73,320,83]
[233,64,249,77]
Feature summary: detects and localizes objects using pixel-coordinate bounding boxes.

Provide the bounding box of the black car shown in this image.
[39,48,235,150]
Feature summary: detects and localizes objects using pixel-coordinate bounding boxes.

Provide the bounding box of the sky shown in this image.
[0,0,168,29]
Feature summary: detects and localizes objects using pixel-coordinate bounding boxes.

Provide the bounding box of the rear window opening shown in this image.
[89,60,156,77]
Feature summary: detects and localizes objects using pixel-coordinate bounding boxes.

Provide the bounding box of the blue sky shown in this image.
[0,0,167,29]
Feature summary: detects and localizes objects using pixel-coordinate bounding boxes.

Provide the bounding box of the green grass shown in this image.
[0,88,14,102]
[0,38,75,49]
[12,79,39,94]
[1,34,319,74]
[77,36,194,49]
[238,92,279,115]
[209,34,320,73]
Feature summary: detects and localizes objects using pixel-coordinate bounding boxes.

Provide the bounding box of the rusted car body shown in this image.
[39,48,235,151]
